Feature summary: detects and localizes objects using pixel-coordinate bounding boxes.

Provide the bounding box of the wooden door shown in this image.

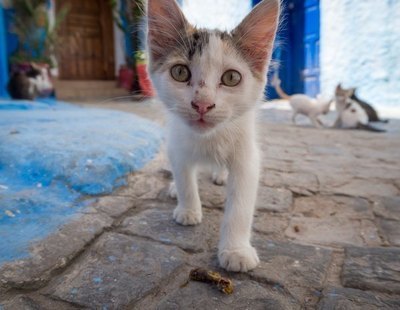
[57,0,115,80]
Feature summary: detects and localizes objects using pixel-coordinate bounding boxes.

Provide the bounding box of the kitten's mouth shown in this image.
[189,117,214,129]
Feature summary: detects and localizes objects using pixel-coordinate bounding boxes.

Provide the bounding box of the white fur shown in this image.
[28,67,53,97]
[151,35,264,271]
[340,99,369,128]
[289,94,332,128]
[148,0,279,272]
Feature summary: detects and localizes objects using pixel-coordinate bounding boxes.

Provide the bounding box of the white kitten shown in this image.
[271,76,332,127]
[147,0,280,271]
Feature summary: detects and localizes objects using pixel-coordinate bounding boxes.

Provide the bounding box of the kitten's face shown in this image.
[147,0,280,133]
[150,31,266,132]
[335,84,355,106]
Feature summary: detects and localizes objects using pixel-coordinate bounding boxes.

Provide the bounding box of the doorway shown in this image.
[56,0,115,80]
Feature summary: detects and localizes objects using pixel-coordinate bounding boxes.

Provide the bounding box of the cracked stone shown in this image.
[317,287,400,310]
[342,246,400,294]
[285,217,365,246]
[116,173,167,200]
[251,237,332,297]
[94,195,136,218]
[262,170,319,196]
[256,186,293,212]
[377,219,400,246]
[373,196,400,220]
[0,294,78,310]
[156,279,300,310]
[119,207,221,252]
[253,213,288,236]
[293,195,373,220]
[0,212,113,291]
[47,233,187,309]
[198,177,226,208]
[326,179,398,198]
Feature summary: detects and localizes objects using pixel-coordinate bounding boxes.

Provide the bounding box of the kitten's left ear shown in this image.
[232,0,280,74]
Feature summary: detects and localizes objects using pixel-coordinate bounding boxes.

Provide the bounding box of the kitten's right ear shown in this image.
[336,83,343,92]
[147,0,190,64]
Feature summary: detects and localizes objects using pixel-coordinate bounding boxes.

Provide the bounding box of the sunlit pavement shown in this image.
[1,99,399,309]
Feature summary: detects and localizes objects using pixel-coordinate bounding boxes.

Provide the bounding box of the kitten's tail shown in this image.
[271,75,291,100]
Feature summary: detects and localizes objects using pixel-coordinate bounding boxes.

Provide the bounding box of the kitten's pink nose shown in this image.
[191,100,215,115]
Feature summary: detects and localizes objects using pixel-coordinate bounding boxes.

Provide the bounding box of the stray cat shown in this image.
[334,84,385,132]
[7,64,53,100]
[147,0,280,271]
[271,75,332,128]
[335,84,388,124]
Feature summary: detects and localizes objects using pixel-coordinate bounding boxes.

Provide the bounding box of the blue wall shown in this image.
[255,0,321,99]
[0,7,9,97]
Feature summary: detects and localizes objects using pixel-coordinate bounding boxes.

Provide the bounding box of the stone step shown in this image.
[54,80,130,101]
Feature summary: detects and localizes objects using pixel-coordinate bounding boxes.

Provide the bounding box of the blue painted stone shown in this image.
[0,99,163,264]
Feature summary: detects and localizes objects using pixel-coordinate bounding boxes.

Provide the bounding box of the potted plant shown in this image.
[110,0,154,96]
[9,0,68,80]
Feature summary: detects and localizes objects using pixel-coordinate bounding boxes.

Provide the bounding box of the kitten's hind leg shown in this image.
[168,181,177,199]
[310,116,323,128]
[333,116,342,128]
[170,162,202,226]
[212,167,228,186]
[291,112,298,124]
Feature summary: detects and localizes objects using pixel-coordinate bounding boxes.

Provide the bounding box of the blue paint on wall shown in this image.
[0,8,9,98]
[254,0,320,98]
[0,100,163,264]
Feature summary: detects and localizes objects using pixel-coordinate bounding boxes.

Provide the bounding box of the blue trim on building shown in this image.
[253,0,320,98]
[0,7,9,98]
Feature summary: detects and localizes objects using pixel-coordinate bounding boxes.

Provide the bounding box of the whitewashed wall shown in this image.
[181,0,251,31]
[320,0,400,108]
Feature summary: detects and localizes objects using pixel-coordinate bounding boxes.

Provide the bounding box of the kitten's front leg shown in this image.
[169,154,202,226]
[218,148,260,272]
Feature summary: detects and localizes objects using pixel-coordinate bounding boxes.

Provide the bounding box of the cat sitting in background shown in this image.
[7,64,53,100]
[334,84,386,132]
[271,75,333,128]
[147,0,280,271]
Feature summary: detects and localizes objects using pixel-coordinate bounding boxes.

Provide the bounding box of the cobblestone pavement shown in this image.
[1,100,400,309]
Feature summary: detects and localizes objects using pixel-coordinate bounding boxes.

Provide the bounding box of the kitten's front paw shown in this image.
[218,246,260,272]
[173,206,202,226]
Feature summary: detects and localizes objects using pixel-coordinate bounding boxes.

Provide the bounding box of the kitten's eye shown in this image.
[170,64,191,82]
[221,70,241,87]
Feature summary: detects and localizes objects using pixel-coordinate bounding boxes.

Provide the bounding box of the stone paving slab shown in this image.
[156,279,300,310]
[0,212,113,291]
[45,232,187,309]
[342,247,400,294]
[1,102,400,308]
[317,287,400,310]
[1,294,78,310]
[119,207,221,253]
[256,186,294,212]
[250,237,332,304]
[261,170,319,196]
[377,219,400,246]
[292,195,373,220]
[285,216,380,247]
[373,196,400,221]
